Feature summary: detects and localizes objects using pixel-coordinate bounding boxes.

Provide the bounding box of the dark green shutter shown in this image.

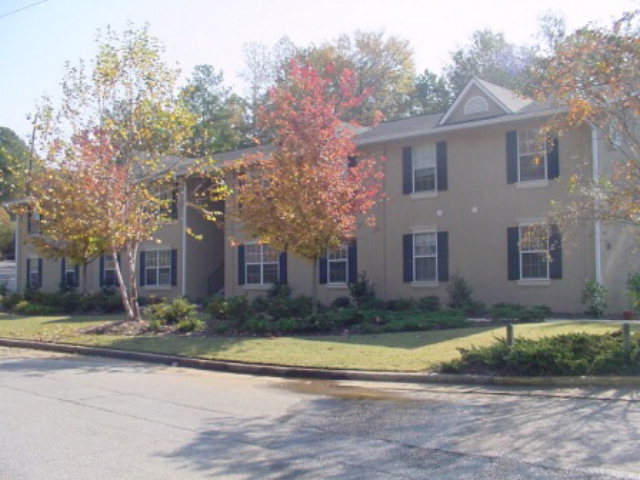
[437,232,449,282]
[238,245,245,285]
[99,255,105,287]
[506,131,518,184]
[26,259,30,288]
[37,259,43,288]
[139,251,146,286]
[171,249,178,286]
[60,258,66,287]
[319,255,328,284]
[403,234,413,282]
[402,147,412,194]
[436,142,448,191]
[279,252,288,284]
[549,225,562,279]
[507,227,520,280]
[74,264,80,288]
[170,186,178,219]
[547,136,559,180]
[348,240,358,283]
[347,156,357,168]
[27,212,32,234]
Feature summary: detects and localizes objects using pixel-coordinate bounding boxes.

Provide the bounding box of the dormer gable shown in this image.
[438,77,533,126]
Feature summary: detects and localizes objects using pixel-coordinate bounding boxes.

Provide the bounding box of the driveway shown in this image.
[1,347,639,479]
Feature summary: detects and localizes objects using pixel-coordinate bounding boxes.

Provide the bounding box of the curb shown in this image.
[1,337,640,388]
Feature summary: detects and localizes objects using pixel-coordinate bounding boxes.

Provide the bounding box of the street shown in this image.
[0,347,639,479]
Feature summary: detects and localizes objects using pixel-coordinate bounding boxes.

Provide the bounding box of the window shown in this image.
[102,255,117,287]
[464,95,489,115]
[328,244,348,284]
[64,260,79,288]
[519,225,549,279]
[518,129,547,182]
[245,244,279,285]
[28,258,41,289]
[152,184,178,220]
[28,211,41,235]
[414,232,437,282]
[145,249,172,287]
[412,144,436,193]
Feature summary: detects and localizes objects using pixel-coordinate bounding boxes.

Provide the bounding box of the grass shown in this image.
[0,312,635,371]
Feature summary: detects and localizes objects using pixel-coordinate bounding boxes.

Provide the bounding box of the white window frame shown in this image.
[103,255,117,287]
[28,258,40,289]
[464,95,489,115]
[519,223,550,281]
[413,231,438,283]
[245,243,279,286]
[517,129,548,183]
[144,249,172,287]
[327,244,349,285]
[412,144,437,194]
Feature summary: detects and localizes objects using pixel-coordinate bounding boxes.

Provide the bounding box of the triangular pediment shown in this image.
[438,77,533,126]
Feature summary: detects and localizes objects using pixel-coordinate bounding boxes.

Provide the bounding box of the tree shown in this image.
[409,69,453,116]
[27,25,226,321]
[180,64,252,154]
[0,208,13,259]
[0,127,32,202]
[535,10,640,231]
[444,29,537,95]
[235,62,384,314]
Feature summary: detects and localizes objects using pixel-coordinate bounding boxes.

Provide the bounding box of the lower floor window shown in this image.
[328,244,348,283]
[64,261,79,288]
[28,259,41,289]
[103,255,117,287]
[246,244,279,285]
[520,225,549,279]
[145,250,171,286]
[414,232,437,282]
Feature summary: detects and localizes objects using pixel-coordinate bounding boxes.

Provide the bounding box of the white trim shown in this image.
[326,284,349,290]
[518,224,550,281]
[412,231,438,283]
[410,191,438,200]
[516,129,548,183]
[181,182,187,296]
[463,96,489,115]
[142,248,173,288]
[516,217,546,226]
[591,125,603,284]
[244,242,279,286]
[410,225,438,233]
[438,77,512,126]
[515,179,549,189]
[517,279,551,286]
[410,281,439,288]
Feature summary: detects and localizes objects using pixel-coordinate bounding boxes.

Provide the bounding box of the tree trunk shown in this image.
[128,243,142,321]
[311,257,318,316]
[113,250,136,322]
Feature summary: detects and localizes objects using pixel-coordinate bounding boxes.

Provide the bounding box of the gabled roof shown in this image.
[438,77,534,126]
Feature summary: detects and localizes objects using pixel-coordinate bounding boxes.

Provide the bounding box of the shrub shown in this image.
[464,300,488,317]
[491,303,525,320]
[349,272,377,308]
[627,273,640,311]
[13,300,57,316]
[207,296,251,322]
[441,331,640,376]
[418,296,440,312]
[148,317,164,332]
[331,296,352,309]
[176,316,204,333]
[447,274,473,309]
[581,279,608,318]
[1,293,22,310]
[147,297,198,325]
[266,283,293,299]
[385,298,416,311]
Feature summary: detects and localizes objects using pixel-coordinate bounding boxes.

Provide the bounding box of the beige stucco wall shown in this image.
[224,120,599,313]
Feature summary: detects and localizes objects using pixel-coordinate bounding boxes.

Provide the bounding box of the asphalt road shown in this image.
[1,347,639,480]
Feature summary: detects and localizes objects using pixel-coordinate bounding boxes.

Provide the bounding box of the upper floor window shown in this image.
[245,243,279,285]
[27,211,41,235]
[518,129,547,182]
[507,130,559,185]
[413,145,436,193]
[402,142,448,196]
[463,96,489,115]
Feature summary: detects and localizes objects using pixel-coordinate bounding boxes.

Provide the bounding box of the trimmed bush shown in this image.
[581,279,608,318]
[349,272,377,308]
[13,300,57,316]
[147,297,198,325]
[176,316,204,333]
[441,331,640,376]
[447,275,473,309]
[418,296,440,312]
[331,296,352,309]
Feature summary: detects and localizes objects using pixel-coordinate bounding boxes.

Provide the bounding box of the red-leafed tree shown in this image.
[235,61,384,313]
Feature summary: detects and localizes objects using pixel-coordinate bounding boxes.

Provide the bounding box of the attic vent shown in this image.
[464,96,489,115]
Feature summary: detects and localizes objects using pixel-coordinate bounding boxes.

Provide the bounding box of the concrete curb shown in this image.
[1,337,640,388]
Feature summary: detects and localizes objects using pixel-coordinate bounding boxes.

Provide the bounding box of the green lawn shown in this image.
[0,313,634,371]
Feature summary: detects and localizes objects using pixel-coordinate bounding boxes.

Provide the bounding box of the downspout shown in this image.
[181,182,187,296]
[591,125,602,285]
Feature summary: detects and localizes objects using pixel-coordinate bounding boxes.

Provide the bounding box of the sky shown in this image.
[1,0,637,141]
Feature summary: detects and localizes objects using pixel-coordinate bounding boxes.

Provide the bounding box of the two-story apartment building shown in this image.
[9,78,639,314]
